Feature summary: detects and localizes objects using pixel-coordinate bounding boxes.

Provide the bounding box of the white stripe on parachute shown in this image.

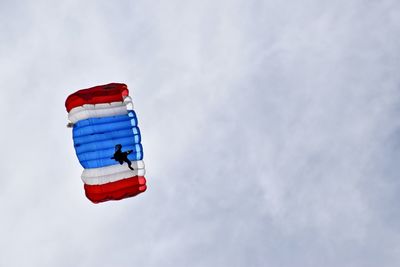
[81,160,146,185]
[68,96,134,123]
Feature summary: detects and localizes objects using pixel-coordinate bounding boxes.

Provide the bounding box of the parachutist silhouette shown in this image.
[111,144,134,170]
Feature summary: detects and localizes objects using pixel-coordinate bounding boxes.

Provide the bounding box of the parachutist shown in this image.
[111,144,134,170]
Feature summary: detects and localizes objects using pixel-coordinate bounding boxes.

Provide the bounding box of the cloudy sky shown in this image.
[0,0,399,266]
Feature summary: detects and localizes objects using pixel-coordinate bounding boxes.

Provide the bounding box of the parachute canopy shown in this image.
[65,83,146,203]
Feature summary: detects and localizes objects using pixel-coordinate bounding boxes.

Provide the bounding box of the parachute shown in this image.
[65,83,147,203]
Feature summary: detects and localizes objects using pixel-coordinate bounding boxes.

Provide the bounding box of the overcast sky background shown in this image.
[0,0,399,266]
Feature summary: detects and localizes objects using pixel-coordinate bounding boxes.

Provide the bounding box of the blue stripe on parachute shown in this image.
[73,117,138,138]
[73,128,141,146]
[77,144,142,161]
[72,111,143,169]
[81,151,143,169]
[75,135,141,154]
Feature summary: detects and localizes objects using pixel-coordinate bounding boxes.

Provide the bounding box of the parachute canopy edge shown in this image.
[65,83,129,112]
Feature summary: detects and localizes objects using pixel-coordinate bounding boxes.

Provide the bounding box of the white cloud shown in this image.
[0,0,399,266]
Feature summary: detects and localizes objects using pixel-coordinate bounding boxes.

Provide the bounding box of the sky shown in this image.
[0,0,399,266]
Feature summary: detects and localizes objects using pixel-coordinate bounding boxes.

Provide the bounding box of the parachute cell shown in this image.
[65,83,147,203]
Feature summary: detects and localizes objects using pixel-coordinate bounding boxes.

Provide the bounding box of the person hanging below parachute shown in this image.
[111,144,135,170]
